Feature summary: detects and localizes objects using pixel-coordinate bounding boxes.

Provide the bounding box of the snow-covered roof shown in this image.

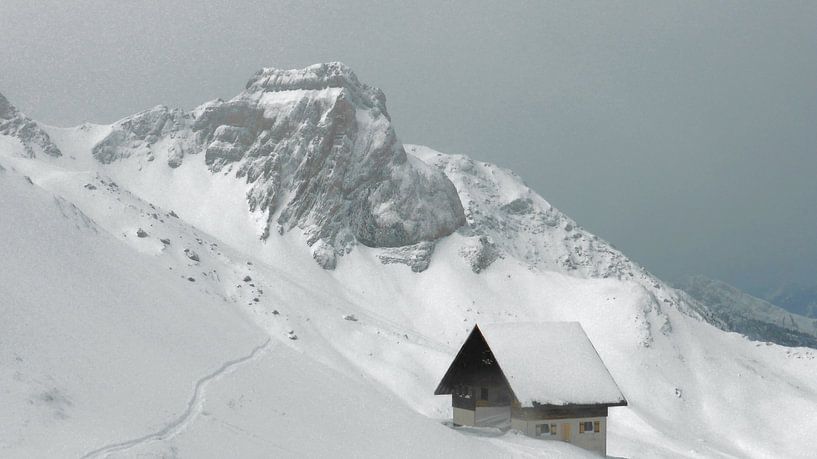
[477,322,626,407]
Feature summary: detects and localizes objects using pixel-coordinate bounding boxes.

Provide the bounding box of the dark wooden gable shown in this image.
[434,325,514,397]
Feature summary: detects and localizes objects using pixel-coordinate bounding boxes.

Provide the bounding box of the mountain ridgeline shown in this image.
[3,63,817,457]
[676,275,817,349]
[764,284,817,319]
[39,62,668,287]
[0,64,807,351]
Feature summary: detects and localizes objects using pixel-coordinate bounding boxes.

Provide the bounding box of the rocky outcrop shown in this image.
[0,92,61,158]
[377,241,435,273]
[89,63,466,267]
[195,63,465,251]
[311,239,337,270]
[458,236,501,273]
[92,105,189,166]
[410,145,642,280]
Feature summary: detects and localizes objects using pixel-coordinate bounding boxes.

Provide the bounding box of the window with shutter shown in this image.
[594,421,600,433]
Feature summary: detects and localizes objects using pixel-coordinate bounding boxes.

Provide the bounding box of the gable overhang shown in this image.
[433,324,517,400]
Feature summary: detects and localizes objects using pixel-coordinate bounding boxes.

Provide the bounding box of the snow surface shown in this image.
[477,322,626,406]
[2,65,817,458]
[5,131,817,457]
[0,154,265,457]
[0,136,599,458]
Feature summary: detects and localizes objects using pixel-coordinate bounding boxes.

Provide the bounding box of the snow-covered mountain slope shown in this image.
[0,137,593,459]
[2,64,817,458]
[0,157,267,457]
[676,275,817,348]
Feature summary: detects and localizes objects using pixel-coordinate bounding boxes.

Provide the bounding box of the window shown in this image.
[480,387,489,400]
[594,421,600,433]
[579,421,594,433]
[550,424,557,435]
[536,424,550,436]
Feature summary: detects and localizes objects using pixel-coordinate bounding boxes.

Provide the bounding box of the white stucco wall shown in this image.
[452,406,609,454]
[475,406,511,428]
[453,407,475,427]
[519,417,607,455]
[453,406,511,428]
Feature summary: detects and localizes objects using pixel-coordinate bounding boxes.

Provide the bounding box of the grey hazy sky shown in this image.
[2,0,815,294]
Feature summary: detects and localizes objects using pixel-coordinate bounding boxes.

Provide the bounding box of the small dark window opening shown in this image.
[480,387,489,400]
[580,421,594,433]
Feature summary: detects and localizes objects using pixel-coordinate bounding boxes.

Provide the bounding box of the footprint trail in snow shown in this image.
[81,338,273,459]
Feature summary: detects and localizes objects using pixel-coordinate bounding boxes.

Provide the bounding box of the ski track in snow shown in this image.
[81,338,273,459]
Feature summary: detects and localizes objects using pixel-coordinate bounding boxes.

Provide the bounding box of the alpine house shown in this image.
[434,322,627,455]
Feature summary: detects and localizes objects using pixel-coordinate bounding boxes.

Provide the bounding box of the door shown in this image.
[561,422,572,442]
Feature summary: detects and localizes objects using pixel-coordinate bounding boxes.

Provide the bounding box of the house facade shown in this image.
[435,322,627,455]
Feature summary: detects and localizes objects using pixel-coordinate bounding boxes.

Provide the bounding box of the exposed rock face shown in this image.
[0,92,61,158]
[89,63,466,266]
[377,241,435,273]
[311,239,337,270]
[458,236,501,273]
[92,105,188,166]
[197,63,466,250]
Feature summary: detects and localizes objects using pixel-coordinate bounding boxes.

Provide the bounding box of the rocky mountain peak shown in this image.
[87,64,466,266]
[0,92,61,158]
[245,62,389,118]
[0,92,19,120]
